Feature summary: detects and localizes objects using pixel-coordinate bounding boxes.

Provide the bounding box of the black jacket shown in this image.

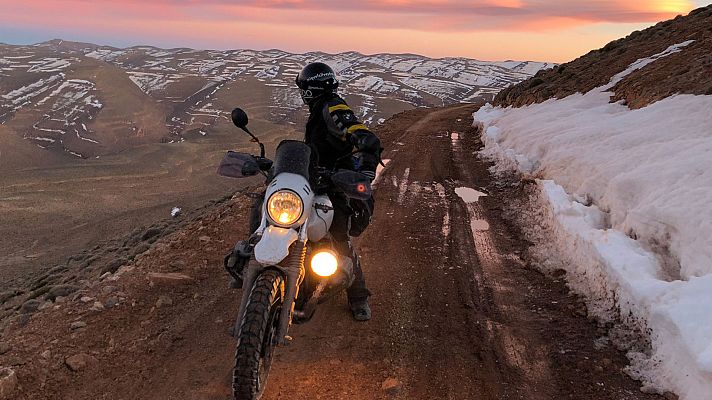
[305,94,382,178]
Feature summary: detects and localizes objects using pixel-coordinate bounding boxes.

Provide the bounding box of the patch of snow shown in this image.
[473,40,711,399]
[607,40,695,88]
[2,74,64,105]
[27,57,71,72]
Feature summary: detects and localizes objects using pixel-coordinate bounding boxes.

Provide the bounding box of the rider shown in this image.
[295,62,382,321]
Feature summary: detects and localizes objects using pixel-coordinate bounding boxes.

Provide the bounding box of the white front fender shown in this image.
[254,226,299,265]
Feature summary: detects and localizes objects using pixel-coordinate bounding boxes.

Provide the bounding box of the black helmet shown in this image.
[295,62,339,104]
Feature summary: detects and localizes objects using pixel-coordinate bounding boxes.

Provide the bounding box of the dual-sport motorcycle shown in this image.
[218,108,373,399]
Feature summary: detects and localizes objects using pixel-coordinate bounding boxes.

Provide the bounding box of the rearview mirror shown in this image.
[231,108,249,129]
[230,107,265,158]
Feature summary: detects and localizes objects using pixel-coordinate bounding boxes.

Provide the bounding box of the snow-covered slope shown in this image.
[474,39,712,399]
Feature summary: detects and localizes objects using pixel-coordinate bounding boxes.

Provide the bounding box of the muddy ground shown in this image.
[0,105,665,399]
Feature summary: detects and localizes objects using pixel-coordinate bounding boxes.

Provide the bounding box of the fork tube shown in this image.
[232,260,260,338]
[275,240,306,345]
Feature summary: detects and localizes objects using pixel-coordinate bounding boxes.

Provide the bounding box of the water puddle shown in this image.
[455,187,487,203]
[471,219,490,231]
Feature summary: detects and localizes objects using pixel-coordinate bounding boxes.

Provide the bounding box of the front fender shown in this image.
[254,226,299,265]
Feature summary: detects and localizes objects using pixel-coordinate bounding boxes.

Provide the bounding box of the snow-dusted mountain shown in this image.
[0,40,554,158]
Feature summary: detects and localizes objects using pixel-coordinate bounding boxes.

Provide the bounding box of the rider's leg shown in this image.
[330,194,371,321]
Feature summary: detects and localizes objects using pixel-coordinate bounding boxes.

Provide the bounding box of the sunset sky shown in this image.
[0,1,707,62]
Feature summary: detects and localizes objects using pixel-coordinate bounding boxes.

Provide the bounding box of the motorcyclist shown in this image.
[295,62,382,321]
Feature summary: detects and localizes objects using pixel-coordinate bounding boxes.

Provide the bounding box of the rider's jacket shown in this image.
[305,94,382,178]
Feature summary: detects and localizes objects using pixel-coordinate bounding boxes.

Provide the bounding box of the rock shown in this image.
[81,255,99,269]
[20,299,41,314]
[29,275,50,291]
[64,353,96,372]
[54,296,67,304]
[40,349,51,359]
[49,264,69,273]
[79,296,95,304]
[574,303,588,317]
[133,243,151,256]
[100,258,127,274]
[156,295,173,308]
[105,297,119,309]
[45,284,80,301]
[101,285,118,295]
[28,286,52,300]
[0,290,20,305]
[90,301,105,312]
[168,260,186,269]
[142,227,162,241]
[0,367,18,399]
[18,314,31,327]
[147,272,193,285]
[198,235,211,243]
[552,268,567,278]
[70,321,87,330]
[37,301,53,311]
[381,377,402,396]
[0,343,11,355]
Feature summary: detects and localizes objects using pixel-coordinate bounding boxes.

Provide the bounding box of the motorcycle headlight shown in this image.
[311,250,338,277]
[267,190,303,226]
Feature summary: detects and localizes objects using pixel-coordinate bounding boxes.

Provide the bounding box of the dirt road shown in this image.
[0,105,663,399]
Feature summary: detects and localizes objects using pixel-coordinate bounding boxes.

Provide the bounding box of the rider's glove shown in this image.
[349,131,380,153]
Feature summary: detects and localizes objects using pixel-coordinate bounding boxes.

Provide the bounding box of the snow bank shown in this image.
[473,41,712,399]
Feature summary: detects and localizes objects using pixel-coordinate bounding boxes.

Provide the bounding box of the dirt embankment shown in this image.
[494,5,712,109]
[0,105,670,400]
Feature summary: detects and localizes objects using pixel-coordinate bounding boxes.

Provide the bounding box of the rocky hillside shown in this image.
[494,5,712,109]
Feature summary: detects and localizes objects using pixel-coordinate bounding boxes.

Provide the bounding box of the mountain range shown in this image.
[1,40,554,161]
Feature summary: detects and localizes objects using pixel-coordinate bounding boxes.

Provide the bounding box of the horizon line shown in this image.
[1,37,562,65]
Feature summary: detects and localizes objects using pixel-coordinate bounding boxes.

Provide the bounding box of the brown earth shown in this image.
[0,105,667,399]
[494,5,712,109]
[0,104,299,292]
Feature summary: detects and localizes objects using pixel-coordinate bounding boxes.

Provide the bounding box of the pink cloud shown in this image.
[0,1,695,35]
[0,0,697,62]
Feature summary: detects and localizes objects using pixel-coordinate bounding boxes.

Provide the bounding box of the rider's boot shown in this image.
[349,298,371,321]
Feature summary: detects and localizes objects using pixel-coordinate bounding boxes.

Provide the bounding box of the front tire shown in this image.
[233,269,283,400]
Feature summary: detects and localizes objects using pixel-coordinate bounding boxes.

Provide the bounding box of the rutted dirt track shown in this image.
[1,105,664,399]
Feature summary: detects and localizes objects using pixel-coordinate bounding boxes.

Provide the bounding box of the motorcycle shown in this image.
[218,108,373,399]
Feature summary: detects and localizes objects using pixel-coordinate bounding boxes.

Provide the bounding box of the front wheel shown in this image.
[233,269,283,400]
